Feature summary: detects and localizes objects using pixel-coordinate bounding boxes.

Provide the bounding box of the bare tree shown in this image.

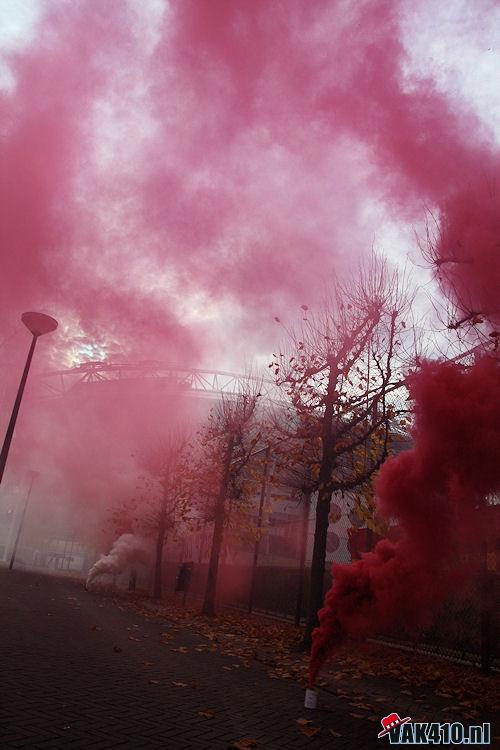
[196,385,261,617]
[134,433,193,599]
[272,255,414,646]
[268,433,317,626]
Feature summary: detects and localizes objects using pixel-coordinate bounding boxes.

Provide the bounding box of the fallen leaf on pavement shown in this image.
[299,725,320,737]
[198,711,214,719]
[233,739,257,749]
[349,702,372,711]
[296,719,313,727]
[172,682,188,688]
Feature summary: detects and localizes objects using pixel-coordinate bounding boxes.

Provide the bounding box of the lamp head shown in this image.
[21,312,58,337]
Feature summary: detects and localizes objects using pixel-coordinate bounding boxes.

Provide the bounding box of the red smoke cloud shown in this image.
[1,1,499,549]
[310,356,500,684]
[149,0,499,325]
[0,1,201,368]
[2,0,498,366]
[434,187,500,328]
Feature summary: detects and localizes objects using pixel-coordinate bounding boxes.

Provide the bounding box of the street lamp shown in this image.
[8,470,38,570]
[0,312,58,485]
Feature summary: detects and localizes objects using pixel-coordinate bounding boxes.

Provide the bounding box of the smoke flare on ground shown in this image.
[310,356,500,684]
[86,533,150,589]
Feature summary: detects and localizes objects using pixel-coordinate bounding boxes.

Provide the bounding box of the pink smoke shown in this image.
[2,0,498,365]
[1,1,499,552]
[310,356,500,684]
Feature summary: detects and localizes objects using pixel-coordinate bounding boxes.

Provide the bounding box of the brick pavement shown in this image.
[0,568,494,749]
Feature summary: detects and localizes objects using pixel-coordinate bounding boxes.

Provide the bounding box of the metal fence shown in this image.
[157,535,499,673]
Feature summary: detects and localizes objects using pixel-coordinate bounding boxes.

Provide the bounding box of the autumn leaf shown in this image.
[233,740,258,749]
[172,681,188,688]
[296,719,313,727]
[198,711,214,719]
[298,725,321,737]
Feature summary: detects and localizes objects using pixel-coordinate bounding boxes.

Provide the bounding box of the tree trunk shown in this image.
[153,499,167,599]
[366,526,374,552]
[202,436,234,616]
[128,568,137,592]
[295,492,311,627]
[302,488,332,647]
[302,365,337,648]
[248,445,270,613]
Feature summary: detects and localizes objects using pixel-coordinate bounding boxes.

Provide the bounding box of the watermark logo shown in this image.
[378,714,412,738]
[377,711,491,744]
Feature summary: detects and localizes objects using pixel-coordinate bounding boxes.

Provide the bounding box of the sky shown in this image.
[0,0,499,377]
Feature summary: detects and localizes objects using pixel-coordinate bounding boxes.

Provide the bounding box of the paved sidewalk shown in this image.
[0,568,494,749]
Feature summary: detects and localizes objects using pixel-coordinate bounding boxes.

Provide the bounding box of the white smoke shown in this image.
[86,533,150,588]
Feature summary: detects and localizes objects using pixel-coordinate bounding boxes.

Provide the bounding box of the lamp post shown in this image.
[8,470,38,570]
[0,312,58,486]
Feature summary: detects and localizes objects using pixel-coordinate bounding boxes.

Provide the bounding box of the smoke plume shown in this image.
[86,533,150,589]
[2,0,497,369]
[1,0,498,562]
[310,356,500,684]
